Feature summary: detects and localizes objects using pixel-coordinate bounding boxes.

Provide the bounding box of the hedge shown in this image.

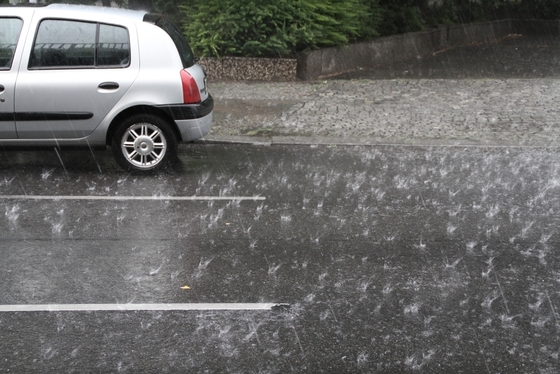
[154,0,560,58]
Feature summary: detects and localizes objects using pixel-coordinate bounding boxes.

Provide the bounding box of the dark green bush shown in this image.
[181,0,380,58]
[182,0,298,57]
[376,0,425,36]
[448,0,502,23]
[151,0,183,27]
[518,0,560,20]
[175,0,560,58]
[376,0,507,35]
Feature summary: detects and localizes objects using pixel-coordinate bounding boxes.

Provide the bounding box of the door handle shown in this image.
[98,82,119,90]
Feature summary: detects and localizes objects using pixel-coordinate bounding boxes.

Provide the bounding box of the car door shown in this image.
[14,18,138,139]
[0,17,24,139]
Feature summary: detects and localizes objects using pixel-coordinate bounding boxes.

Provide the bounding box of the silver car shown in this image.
[0,3,213,173]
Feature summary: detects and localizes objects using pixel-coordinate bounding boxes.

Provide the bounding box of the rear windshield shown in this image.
[154,18,195,68]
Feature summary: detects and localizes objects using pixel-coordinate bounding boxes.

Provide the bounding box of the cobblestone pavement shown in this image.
[205,35,560,147]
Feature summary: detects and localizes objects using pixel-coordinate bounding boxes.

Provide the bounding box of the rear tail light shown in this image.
[181,70,201,104]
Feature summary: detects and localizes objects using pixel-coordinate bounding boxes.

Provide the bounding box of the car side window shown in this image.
[29,19,130,69]
[98,24,130,67]
[31,20,96,68]
[0,17,23,70]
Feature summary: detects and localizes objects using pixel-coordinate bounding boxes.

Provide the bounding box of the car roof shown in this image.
[2,3,149,22]
[48,3,148,20]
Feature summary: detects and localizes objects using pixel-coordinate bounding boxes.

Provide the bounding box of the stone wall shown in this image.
[297,20,520,80]
[199,19,560,82]
[199,57,297,82]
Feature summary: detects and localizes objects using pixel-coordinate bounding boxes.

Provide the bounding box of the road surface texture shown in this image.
[1,144,560,373]
[1,35,560,373]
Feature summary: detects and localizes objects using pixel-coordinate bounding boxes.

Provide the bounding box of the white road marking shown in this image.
[0,195,265,201]
[0,303,288,312]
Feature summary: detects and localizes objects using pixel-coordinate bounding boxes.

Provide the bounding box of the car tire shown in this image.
[111,113,177,173]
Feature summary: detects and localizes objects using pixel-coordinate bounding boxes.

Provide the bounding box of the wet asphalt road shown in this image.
[1,143,560,373]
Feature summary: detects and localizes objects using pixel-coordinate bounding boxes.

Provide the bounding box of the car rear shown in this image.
[144,14,213,141]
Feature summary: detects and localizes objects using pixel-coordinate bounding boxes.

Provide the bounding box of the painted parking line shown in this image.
[0,195,265,201]
[0,303,289,312]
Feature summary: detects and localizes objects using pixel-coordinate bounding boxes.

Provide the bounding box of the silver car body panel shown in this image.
[177,112,212,141]
[0,9,33,138]
[0,58,17,139]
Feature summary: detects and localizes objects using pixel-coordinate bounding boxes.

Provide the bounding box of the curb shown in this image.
[195,136,560,149]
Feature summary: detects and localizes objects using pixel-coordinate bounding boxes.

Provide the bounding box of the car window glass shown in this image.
[30,20,96,68]
[0,17,23,70]
[29,20,130,69]
[98,24,130,67]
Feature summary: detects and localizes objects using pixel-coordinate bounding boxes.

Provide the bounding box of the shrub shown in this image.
[151,0,184,27]
[519,0,560,20]
[178,0,560,59]
[376,0,426,36]
[181,0,380,58]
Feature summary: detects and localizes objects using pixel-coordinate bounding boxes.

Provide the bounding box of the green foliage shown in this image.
[431,0,502,24]
[376,0,426,36]
[172,0,560,59]
[518,0,560,20]
[376,0,506,36]
[181,0,380,58]
[151,0,184,28]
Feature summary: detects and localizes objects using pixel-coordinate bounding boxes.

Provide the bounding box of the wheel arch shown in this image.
[106,105,180,146]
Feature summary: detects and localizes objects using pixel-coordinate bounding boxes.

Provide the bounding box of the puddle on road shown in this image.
[213,98,302,136]
[213,99,298,119]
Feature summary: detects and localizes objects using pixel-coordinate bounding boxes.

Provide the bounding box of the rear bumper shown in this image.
[175,112,212,142]
[156,95,213,142]
[156,94,214,121]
